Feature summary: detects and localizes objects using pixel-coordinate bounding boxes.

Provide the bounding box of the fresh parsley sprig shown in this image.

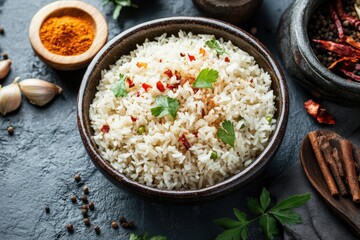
[130,233,167,240]
[217,120,235,147]
[151,96,180,119]
[193,68,219,89]
[205,39,228,55]
[102,0,138,20]
[112,73,127,97]
[214,188,311,240]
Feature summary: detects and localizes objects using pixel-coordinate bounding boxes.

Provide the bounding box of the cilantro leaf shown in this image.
[259,215,279,240]
[214,188,311,240]
[111,73,127,97]
[103,0,138,20]
[205,39,227,55]
[193,68,219,89]
[151,96,180,119]
[129,233,167,240]
[217,120,235,147]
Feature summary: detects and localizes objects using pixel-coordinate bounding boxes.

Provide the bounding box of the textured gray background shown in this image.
[1,0,359,239]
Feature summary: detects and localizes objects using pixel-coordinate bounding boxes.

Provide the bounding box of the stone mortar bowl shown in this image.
[192,0,262,24]
[278,0,360,105]
[77,17,289,203]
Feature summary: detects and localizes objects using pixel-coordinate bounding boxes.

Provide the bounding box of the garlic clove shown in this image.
[19,79,63,107]
[0,78,22,116]
[0,59,11,79]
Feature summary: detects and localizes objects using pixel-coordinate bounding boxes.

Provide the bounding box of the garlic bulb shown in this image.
[0,77,22,116]
[0,59,11,79]
[19,79,63,106]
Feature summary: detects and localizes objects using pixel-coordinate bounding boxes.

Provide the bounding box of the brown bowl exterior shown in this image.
[77,17,289,202]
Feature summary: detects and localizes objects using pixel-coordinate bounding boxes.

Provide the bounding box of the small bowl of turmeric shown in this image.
[29,0,108,71]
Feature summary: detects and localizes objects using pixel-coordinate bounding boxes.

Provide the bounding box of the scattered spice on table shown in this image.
[7,126,14,135]
[81,195,88,203]
[44,206,50,214]
[66,224,74,233]
[250,27,258,35]
[40,16,94,56]
[82,209,88,218]
[111,221,119,229]
[309,0,360,82]
[304,99,336,125]
[74,174,81,182]
[82,185,89,194]
[0,27,4,34]
[2,52,8,59]
[81,205,87,210]
[70,195,77,203]
[84,218,90,226]
[94,225,101,234]
[88,201,95,210]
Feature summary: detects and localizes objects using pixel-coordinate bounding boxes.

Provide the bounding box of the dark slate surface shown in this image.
[0,0,359,239]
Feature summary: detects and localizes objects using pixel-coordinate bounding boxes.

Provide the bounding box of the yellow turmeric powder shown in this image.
[40,16,94,56]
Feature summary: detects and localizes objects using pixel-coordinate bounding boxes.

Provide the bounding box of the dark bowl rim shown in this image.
[77,16,289,200]
[294,0,360,92]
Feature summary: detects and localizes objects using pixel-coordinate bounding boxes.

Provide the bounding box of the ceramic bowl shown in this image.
[192,0,262,24]
[29,0,108,71]
[278,0,360,105]
[77,17,289,202]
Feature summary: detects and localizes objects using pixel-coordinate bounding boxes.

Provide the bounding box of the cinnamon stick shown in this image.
[318,136,347,196]
[352,146,360,173]
[339,139,360,203]
[332,148,344,177]
[309,131,339,196]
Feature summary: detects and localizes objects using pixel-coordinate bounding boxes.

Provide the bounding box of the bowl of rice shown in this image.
[77,17,288,202]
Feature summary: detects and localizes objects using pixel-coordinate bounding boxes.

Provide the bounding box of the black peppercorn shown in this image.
[127,221,135,228]
[94,225,100,234]
[82,185,89,194]
[74,174,81,182]
[0,27,4,34]
[111,221,118,229]
[119,216,126,224]
[7,126,14,135]
[70,195,77,203]
[45,206,50,214]
[2,52,8,60]
[81,205,87,210]
[81,195,88,203]
[82,209,88,218]
[88,201,94,210]
[84,218,90,226]
[121,222,129,228]
[66,224,73,233]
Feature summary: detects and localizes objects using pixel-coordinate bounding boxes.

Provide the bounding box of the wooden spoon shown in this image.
[300,130,360,236]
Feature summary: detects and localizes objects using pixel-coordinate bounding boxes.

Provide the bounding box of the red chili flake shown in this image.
[174,70,181,80]
[328,57,357,70]
[159,59,162,63]
[180,52,185,57]
[179,134,191,150]
[136,62,147,68]
[136,91,141,97]
[164,69,173,78]
[142,83,152,92]
[250,79,254,83]
[304,99,336,125]
[224,57,230,62]
[329,4,344,41]
[126,78,134,88]
[100,125,110,133]
[199,48,206,56]
[156,81,165,92]
[130,116,137,122]
[166,83,180,90]
[193,131,198,138]
[188,54,195,62]
[345,36,360,50]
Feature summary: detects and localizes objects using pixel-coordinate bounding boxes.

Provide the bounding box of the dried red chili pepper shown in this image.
[329,4,344,41]
[174,70,181,80]
[312,39,360,57]
[164,69,173,78]
[142,83,152,92]
[130,116,137,122]
[179,134,191,150]
[224,57,230,62]
[304,99,336,125]
[100,124,110,133]
[328,57,357,70]
[335,0,360,30]
[338,67,360,82]
[345,36,360,50]
[156,81,165,92]
[180,53,185,57]
[126,78,134,88]
[136,91,140,97]
[188,54,195,62]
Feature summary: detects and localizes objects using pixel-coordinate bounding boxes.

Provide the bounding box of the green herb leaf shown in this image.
[112,73,127,97]
[217,120,235,147]
[260,188,271,212]
[193,68,219,89]
[103,0,138,19]
[205,39,227,55]
[130,233,167,240]
[270,194,311,212]
[214,189,311,240]
[151,96,180,119]
[259,215,279,240]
